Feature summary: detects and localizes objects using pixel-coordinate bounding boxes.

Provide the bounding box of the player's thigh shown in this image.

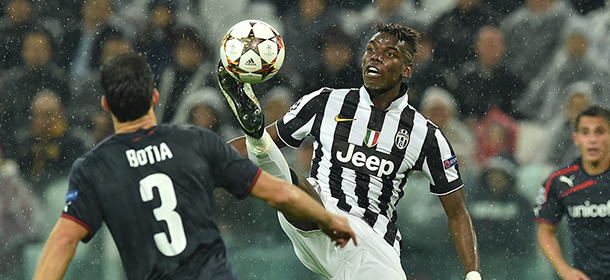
[278,198,405,280]
[333,214,406,280]
[332,249,406,280]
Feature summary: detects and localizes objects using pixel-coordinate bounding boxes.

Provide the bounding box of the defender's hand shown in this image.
[319,214,358,248]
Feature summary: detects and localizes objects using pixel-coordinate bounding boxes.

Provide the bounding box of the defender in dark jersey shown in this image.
[221,23,480,280]
[534,105,610,280]
[33,53,356,280]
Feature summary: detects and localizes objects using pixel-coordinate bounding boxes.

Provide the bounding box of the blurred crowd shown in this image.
[1,0,610,279]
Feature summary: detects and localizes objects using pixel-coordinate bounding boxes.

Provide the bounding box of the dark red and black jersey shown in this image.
[62,124,261,280]
[534,157,610,280]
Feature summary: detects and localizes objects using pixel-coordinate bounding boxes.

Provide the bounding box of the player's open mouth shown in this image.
[586,148,599,156]
[365,66,381,77]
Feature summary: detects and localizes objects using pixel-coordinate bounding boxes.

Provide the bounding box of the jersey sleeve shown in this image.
[62,157,104,242]
[420,126,463,195]
[533,177,565,224]
[276,89,326,148]
[203,129,261,199]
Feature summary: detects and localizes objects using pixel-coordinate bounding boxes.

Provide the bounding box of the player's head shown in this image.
[573,105,610,165]
[373,22,420,63]
[362,22,421,94]
[574,105,610,131]
[101,52,155,122]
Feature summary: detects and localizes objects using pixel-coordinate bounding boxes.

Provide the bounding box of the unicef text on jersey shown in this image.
[567,200,610,218]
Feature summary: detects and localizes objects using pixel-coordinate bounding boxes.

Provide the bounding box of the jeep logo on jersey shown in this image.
[334,143,399,179]
[395,129,409,150]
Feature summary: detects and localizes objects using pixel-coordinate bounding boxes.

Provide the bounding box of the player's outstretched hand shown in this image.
[319,214,358,248]
[559,267,590,280]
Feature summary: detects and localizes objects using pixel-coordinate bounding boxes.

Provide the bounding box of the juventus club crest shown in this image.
[394,129,409,150]
[364,129,380,147]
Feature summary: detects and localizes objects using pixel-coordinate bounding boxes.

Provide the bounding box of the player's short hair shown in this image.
[374,22,421,63]
[101,52,154,122]
[574,105,610,131]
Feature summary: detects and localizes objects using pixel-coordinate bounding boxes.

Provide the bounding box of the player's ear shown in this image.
[101,96,111,113]
[152,88,160,107]
[402,63,413,78]
[572,131,579,147]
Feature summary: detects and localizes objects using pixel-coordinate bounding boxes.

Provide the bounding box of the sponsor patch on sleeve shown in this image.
[443,155,458,169]
[65,190,79,202]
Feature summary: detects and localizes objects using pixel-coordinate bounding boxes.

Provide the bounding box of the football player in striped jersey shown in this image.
[220,23,481,280]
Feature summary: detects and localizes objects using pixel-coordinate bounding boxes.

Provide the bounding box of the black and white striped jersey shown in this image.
[276,84,464,251]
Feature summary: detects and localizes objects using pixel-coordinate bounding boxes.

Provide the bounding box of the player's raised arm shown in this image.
[250,169,357,247]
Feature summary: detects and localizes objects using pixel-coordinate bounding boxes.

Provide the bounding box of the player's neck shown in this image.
[369,84,402,110]
[113,109,158,134]
[581,156,610,176]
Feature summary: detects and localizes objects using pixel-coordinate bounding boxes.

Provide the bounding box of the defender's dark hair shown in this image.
[575,105,610,131]
[374,22,421,63]
[100,52,154,122]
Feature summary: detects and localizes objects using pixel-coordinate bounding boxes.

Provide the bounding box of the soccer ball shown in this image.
[220,19,285,84]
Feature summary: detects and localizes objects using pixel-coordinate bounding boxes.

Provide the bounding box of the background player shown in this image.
[534,105,610,280]
[220,23,481,280]
[33,52,356,280]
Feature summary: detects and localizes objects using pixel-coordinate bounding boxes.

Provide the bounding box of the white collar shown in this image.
[359,84,410,112]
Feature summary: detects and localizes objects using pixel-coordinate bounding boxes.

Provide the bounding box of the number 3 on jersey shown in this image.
[139,173,187,256]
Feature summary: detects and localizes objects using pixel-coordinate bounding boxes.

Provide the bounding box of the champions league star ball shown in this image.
[220,19,285,84]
